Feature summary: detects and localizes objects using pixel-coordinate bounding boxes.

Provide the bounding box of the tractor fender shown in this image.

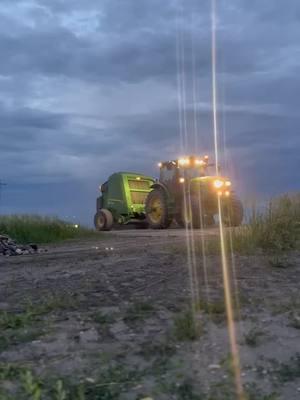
[150,182,169,194]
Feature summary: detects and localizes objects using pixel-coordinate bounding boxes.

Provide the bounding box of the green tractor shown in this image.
[145,155,243,229]
[94,172,154,231]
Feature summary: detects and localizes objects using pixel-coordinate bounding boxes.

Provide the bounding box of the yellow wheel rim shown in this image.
[149,197,163,223]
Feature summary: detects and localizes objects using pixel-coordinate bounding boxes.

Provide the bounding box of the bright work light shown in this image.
[213,179,224,189]
[178,158,190,166]
[195,159,205,166]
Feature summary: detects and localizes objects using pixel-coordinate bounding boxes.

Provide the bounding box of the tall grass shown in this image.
[0,215,96,244]
[230,193,300,253]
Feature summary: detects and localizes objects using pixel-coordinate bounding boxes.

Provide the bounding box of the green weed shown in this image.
[0,363,143,400]
[273,354,300,382]
[139,339,177,360]
[123,302,155,323]
[21,370,42,400]
[244,328,265,347]
[93,312,115,325]
[173,310,203,341]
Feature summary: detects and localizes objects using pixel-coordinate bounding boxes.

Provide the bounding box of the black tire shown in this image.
[94,209,114,231]
[145,189,172,229]
[177,199,201,229]
[203,214,215,227]
[223,196,243,227]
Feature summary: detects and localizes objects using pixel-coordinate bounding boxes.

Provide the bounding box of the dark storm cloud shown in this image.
[0,0,289,84]
[0,0,299,223]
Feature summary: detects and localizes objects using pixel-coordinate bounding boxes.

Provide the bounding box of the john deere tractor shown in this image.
[145,155,243,229]
[94,172,154,231]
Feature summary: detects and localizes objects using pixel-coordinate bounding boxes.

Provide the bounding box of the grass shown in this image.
[173,309,203,341]
[139,339,177,360]
[0,215,97,244]
[27,293,80,315]
[0,363,143,400]
[0,294,79,352]
[93,312,116,325]
[230,193,300,254]
[244,328,265,347]
[123,301,155,323]
[197,300,226,315]
[272,354,300,382]
[0,309,44,352]
[168,193,300,256]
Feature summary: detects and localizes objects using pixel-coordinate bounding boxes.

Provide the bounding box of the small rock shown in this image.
[85,377,95,383]
[208,364,221,370]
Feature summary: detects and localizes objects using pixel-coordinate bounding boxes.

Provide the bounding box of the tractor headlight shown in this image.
[179,177,185,183]
[225,181,231,187]
[213,179,224,189]
[195,159,205,166]
[178,158,190,166]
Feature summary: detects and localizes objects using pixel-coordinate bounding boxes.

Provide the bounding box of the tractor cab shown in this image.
[158,155,210,185]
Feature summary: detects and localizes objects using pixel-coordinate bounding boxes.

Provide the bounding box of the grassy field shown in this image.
[0,193,299,249]
[229,193,300,254]
[0,215,96,244]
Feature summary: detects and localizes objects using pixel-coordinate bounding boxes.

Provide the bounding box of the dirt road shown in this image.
[0,231,299,399]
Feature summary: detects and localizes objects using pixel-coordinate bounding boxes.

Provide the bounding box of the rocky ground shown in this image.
[0,230,299,399]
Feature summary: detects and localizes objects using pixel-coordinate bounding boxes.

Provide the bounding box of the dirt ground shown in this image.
[0,229,299,399]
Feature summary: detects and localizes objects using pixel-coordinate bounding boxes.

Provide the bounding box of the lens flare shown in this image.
[212,0,245,397]
[214,179,224,188]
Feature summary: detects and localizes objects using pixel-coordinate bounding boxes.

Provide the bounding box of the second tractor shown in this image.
[145,155,243,229]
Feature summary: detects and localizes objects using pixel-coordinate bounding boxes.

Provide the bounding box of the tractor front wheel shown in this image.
[223,196,243,227]
[146,189,172,229]
[94,209,114,231]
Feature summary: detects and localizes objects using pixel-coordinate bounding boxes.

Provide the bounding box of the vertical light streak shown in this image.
[191,12,198,152]
[176,14,184,151]
[211,0,219,175]
[176,5,197,311]
[212,1,245,398]
[218,199,244,399]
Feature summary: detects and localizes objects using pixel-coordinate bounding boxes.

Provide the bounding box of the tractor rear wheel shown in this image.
[94,209,114,231]
[177,200,201,229]
[223,196,243,227]
[146,189,172,229]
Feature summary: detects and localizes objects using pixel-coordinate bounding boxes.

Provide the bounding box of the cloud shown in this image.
[0,0,299,222]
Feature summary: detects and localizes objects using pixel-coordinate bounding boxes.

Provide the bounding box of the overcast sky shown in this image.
[0,0,299,224]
